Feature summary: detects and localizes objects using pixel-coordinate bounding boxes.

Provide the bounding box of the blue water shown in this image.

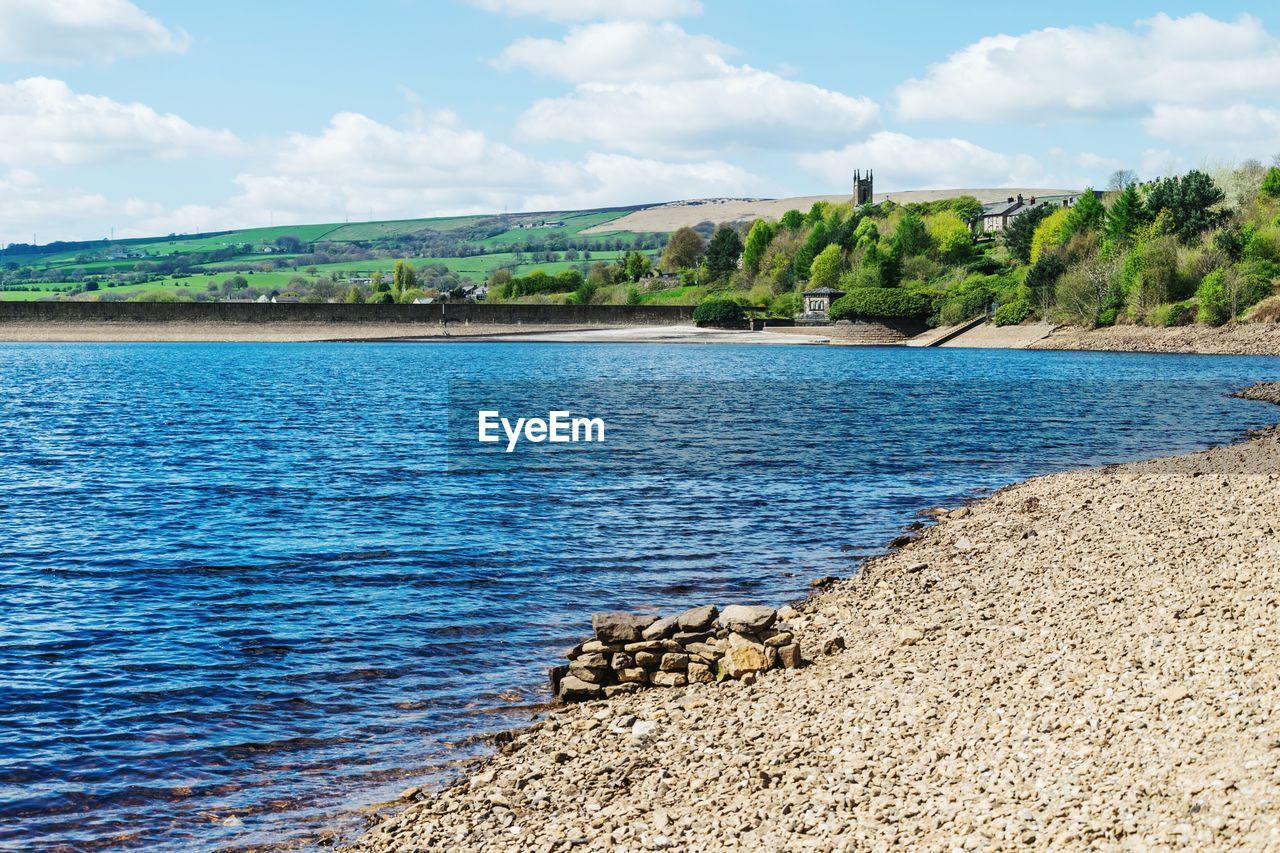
[1,342,1278,851]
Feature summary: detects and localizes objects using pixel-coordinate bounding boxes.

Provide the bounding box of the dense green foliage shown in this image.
[692,298,745,328]
[829,288,930,320]
[705,225,744,281]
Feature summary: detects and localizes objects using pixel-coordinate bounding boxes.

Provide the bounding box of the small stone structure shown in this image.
[800,286,844,322]
[551,605,802,702]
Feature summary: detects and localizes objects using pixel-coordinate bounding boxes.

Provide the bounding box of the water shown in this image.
[1,342,1277,850]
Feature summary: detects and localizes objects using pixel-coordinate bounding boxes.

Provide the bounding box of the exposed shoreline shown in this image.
[4,319,1280,355]
[351,383,1280,851]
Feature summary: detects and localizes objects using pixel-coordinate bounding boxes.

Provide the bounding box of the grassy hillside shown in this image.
[0,205,659,302]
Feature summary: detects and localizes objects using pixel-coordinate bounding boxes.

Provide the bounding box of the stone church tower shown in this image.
[853,169,874,206]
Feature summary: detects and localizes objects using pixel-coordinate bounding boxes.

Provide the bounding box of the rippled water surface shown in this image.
[1,342,1278,850]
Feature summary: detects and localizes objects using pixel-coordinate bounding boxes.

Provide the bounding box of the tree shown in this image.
[1261,167,1280,200]
[393,260,417,297]
[1107,169,1139,190]
[1003,204,1053,263]
[1104,183,1145,245]
[891,212,931,257]
[741,220,775,274]
[791,221,830,280]
[927,213,972,264]
[1064,189,1105,235]
[704,225,744,280]
[343,285,365,304]
[808,244,844,290]
[624,251,651,282]
[660,226,705,270]
[1030,207,1072,264]
[778,209,805,230]
[1145,170,1228,243]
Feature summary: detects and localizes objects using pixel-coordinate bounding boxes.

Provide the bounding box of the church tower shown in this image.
[853,169,874,206]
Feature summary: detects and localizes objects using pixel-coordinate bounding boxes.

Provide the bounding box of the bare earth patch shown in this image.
[353,386,1280,851]
[1032,324,1280,357]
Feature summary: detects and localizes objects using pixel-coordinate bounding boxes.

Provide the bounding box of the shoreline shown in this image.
[3,319,1280,355]
[350,382,1280,851]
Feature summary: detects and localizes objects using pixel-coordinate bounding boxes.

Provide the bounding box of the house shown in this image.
[272,295,300,304]
[974,192,1090,234]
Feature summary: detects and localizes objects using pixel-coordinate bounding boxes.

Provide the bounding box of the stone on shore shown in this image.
[641,615,679,640]
[718,604,777,633]
[556,675,601,701]
[591,612,656,644]
[676,604,718,631]
[719,632,769,677]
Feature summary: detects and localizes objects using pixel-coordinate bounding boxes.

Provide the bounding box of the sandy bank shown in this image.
[354,385,1280,851]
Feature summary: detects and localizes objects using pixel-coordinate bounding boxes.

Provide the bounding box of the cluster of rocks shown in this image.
[550,604,803,702]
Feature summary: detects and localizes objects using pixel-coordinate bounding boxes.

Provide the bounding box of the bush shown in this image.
[692,298,745,328]
[1154,300,1197,327]
[829,288,930,321]
[993,299,1032,326]
[767,291,801,317]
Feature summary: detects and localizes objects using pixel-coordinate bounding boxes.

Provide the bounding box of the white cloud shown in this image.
[0,0,189,63]
[227,110,757,225]
[895,13,1280,123]
[469,0,701,22]
[0,77,241,166]
[1143,103,1280,156]
[798,132,1051,190]
[504,22,878,158]
[0,168,112,245]
[495,21,730,83]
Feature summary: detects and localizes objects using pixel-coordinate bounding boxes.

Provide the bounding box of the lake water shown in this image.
[2,342,1278,850]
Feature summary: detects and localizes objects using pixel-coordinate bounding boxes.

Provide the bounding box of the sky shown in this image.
[1,0,1279,245]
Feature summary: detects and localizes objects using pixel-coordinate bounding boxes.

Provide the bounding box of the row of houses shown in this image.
[973,192,1095,234]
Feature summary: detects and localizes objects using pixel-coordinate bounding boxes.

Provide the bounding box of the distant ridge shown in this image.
[583,189,1080,234]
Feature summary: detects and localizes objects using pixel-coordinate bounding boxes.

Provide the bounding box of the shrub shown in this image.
[1030,207,1072,263]
[692,298,745,328]
[1154,300,1197,327]
[993,299,1032,326]
[829,288,930,321]
[768,291,801,317]
[1195,271,1230,325]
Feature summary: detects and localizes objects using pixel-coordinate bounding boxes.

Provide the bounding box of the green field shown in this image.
[1,205,655,300]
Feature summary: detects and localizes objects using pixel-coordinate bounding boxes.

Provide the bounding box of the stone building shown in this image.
[853,169,874,206]
[800,286,844,322]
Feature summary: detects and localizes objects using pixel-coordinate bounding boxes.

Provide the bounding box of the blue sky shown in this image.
[1,0,1278,244]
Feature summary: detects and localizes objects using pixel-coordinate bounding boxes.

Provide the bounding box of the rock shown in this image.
[676,604,719,632]
[890,534,914,548]
[685,641,723,660]
[604,683,641,698]
[822,636,846,655]
[631,720,658,739]
[574,652,608,668]
[563,642,584,659]
[567,663,611,684]
[777,605,801,620]
[720,633,769,677]
[778,643,802,669]
[907,562,928,573]
[623,640,664,653]
[651,671,688,688]
[897,627,925,647]
[548,664,568,695]
[592,612,656,644]
[617,667,648,684]
[635,651,661,669]
[610,652,634,670]
[765,645,779,669]
[580,640,614,654]
[687,662,714,683]
[810,576,838,589]
[740,671,758,685]
[660,653,690,671]
[719,604,777,633]
[558,675,602,702]
[763,631,793,648]
[671,630,714,644]
[1160,684,1191,703]
[222,816,243,828]
[642,615,679,640]
[400,786,422,801]
[949,506,971,519]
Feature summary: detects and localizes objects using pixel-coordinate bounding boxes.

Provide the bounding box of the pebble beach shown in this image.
[353,383,1280,851]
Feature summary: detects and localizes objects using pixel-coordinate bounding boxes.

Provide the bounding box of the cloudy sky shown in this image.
[2,0,1279,244]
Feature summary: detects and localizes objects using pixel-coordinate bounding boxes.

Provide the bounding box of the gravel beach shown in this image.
[353,383,1280,852]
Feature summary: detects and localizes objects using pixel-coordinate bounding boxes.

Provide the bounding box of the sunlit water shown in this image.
[1,342,1278,850]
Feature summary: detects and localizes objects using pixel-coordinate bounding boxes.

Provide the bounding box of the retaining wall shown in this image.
[0,301,695,326]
